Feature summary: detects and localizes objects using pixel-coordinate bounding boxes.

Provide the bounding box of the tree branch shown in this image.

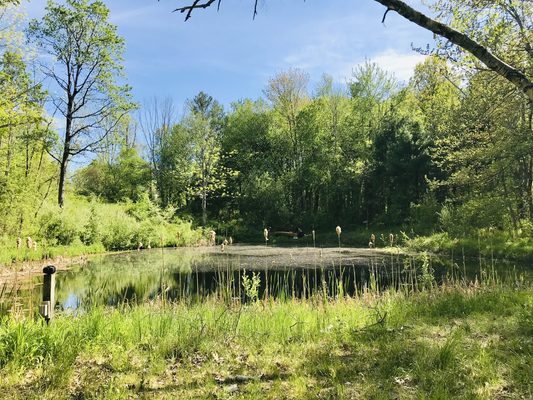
[171,0,533,102]
[373,0,533,102]
[172,0,218,21]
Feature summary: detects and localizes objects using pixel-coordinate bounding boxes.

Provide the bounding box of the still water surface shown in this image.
[1,245,529,316]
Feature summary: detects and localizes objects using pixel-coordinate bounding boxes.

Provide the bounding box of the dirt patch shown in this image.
[0,255,88,284]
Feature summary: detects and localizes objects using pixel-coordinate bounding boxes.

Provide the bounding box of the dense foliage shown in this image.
[0,0,532,260]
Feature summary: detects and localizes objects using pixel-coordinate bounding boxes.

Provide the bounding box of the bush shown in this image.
[39,211,79,246]
[80,203,100,245]
[100,210,139,250]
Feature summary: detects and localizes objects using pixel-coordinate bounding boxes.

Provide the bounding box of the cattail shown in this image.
[336,226,341,248]
[16,237,22,249]
[264,228,269,246]
[369,233,376,249]
[26,237,33,250]
[229,236,233,245]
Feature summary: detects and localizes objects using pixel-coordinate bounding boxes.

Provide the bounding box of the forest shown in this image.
[0,1,532,399]
[1,0,531,263]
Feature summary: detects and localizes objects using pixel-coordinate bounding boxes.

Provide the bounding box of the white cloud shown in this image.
[283,45,426,85]
[369,49,426,82]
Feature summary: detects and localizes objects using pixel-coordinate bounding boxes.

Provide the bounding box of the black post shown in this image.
[40,265,56,323]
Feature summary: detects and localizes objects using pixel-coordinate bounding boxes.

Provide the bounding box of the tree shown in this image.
[220,99,273,223]
[74,145,150,202]
[172,0,533,102]
[29,0,135,207]
[0,50,55,236]
[185,91,226,227]
[264,68,309,166]
[138,97,178,204]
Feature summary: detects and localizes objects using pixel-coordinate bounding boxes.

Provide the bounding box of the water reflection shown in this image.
[0,246,529,316]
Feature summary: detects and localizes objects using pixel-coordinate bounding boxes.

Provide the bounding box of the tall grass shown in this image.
[0,195,205,267]
[0,282,530,399]
[0,245,530,398]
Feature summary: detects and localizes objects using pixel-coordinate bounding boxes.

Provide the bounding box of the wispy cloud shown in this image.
[369,49,426,81]
[20,0,434,107]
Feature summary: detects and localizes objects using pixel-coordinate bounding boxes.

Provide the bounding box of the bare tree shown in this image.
[137,96,178,201]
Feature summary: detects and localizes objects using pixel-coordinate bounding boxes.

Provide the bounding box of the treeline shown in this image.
[75,58,533,237]
[1,0,532,254]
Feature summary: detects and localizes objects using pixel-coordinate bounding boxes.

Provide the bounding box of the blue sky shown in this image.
[23,0,435,113]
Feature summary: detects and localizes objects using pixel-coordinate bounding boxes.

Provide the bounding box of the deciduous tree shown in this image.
[29,0,135,207]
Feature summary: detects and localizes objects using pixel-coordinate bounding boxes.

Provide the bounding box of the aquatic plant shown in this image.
[242,269,260,302]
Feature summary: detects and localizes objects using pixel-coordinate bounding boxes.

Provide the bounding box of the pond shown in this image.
[1,245,529,317]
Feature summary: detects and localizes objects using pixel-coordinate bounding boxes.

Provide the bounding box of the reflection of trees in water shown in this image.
[0,277,42,317]
[2,248,529,315]
[55,250,203,309]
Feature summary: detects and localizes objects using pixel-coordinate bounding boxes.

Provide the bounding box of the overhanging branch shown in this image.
[171,0,533,102]
[373,0,533,102]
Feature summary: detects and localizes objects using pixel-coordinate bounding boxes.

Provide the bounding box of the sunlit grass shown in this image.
[0,282,531,399]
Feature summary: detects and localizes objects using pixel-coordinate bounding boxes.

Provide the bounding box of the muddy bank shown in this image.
[0,255,92,284]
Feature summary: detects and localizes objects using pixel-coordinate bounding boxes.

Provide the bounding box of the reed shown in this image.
[0,282,530,399]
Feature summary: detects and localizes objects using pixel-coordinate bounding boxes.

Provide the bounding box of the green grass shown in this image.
[1,284,531,399]
[405,232,533,263]
[0,242,106,267]
[0,195,207,268]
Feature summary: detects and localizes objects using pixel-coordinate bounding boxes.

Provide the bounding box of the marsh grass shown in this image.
[406,231,533,263]
[0,247,530,399]
[0,282,531,399]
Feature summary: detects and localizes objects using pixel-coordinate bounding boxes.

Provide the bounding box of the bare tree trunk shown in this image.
[58,106,73,208]
[58,143,69,208]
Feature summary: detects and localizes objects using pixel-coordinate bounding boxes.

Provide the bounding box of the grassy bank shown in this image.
[1,284,531,399]
[0,195,206,268]
[405,232,533,263]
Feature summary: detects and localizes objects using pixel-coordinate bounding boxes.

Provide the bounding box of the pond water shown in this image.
[1,245,529,316]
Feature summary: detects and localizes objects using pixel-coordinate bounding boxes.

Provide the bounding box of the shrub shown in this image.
[80,203,100,245]
[100,210,139,250]
[39,211,79,246]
